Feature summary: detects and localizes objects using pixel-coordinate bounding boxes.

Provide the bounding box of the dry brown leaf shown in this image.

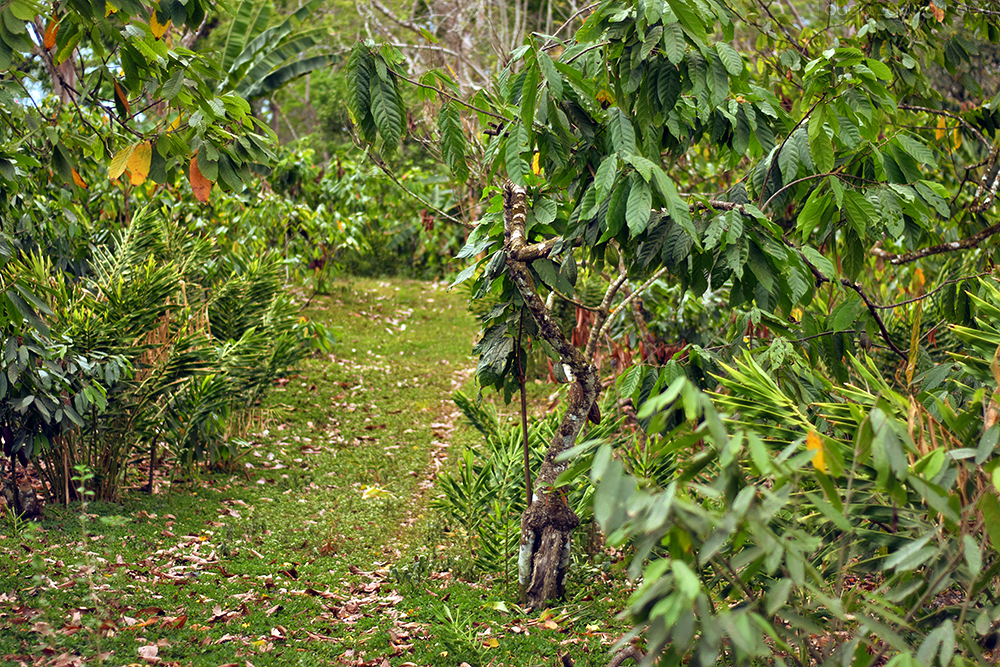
[190,154,212,203]
[137,644,158,663]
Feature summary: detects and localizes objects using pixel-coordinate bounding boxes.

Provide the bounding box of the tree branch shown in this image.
[870,221,1000,265]
[593,267,669,347]
[799,255,907,360]
[898,104,990,147]
[369,155,472,229]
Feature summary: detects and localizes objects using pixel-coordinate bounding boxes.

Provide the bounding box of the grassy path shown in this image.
[0,278,628,667]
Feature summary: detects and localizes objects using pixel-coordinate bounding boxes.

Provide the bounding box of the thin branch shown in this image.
[550,286,602,312]
[757,97,825,208]
[898,104,990,147]
[542,2,600,49]
[872,272,991,309]
[389,66,510,122]
[599,267,669,340]
[800,255,907,360]
[753,0,808,56]
[586,273,628,359]
[369,155,472,229]
[870,221,1000,265]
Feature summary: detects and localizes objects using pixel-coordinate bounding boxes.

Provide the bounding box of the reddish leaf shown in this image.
[189,154,212,202]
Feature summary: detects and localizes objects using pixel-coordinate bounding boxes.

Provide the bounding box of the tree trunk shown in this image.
[503,179,602,608]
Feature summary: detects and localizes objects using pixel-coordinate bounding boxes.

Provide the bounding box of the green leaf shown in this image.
[665,0,706,45]
[841,227,865,282]
[520,62,540,136]
[608,107,636,155]
[537,50,563,99]
[651,166,698,248]
[371,74,403,156]
[716,42,743,76]
[438,102,469,183]
[810,130,834,174]
[505,125,529,186]
[865,58,892,80]
[841,190,876,236]
[778,141,799,184]
[595,155,618,202]
[625,154,656,182]
[661,22,685,65]
[533,257,574,295]
[627,175,653,236]
[657,61,682,109]
[800,246,834,277]
[896,133,937,167]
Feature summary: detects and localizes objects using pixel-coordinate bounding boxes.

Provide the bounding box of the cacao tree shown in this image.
[348,0,1000,625]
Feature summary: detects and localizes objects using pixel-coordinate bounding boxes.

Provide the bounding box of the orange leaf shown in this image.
[127,141,151,186]
[806,431,826,474]
[150,10,168,39]
[190,154,212,203]
[71,167,88,189]
[953,127,962,151]
[929,0,945,22]
[114,80,131,117]
[44,19,58,50]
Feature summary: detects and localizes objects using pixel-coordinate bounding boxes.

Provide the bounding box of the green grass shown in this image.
[0,278,631,667]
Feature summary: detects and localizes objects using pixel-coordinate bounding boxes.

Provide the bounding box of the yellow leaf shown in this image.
[912,267,925,294]
[484,637,499,648]
[150,10,168,39]
[105,2,117,16]
[531,152,541,175]
[935,117,946,141]
[71,167,88,189]
[168,114,182,132]
[953,127,962,151]
[109,144,136,180]
[127,141,151,186]
[806,431,826,474]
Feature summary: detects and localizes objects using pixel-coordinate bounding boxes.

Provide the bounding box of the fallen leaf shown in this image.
[137,644,158,662]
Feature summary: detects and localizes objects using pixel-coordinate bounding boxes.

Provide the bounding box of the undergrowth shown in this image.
[0,278,632,667]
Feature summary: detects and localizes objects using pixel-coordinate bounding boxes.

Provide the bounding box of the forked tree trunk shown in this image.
[502,180,603,608]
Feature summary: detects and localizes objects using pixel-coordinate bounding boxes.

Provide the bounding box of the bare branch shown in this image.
[369,155,472,229]
[870,221,1000,265]
[800,257,907,360]
[592,267,669,348]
